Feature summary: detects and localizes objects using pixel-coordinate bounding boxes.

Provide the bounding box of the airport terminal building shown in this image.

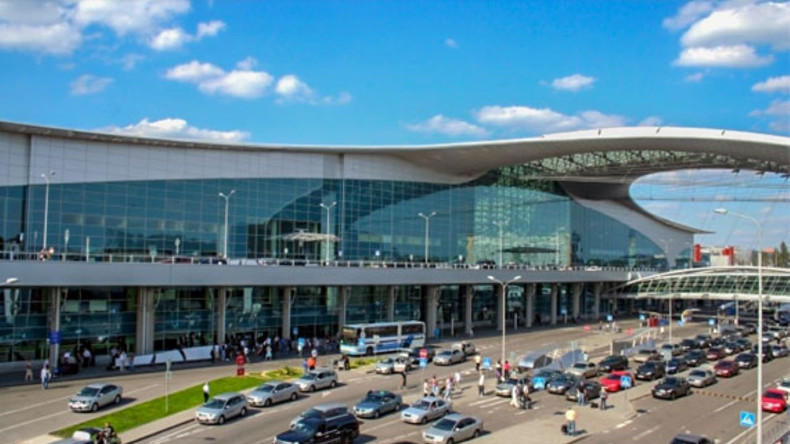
[0,121,788,365]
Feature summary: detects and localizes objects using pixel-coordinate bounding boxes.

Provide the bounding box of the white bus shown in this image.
[339,321,426,356]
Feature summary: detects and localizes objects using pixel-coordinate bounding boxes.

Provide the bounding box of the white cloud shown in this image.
[275,74,315,102]
[663,0,714,31]
[70,74,113,95]
[235,56,257,70]
[684,72,705,82]
[770,119,790,132]
[119,53,144,70]
[680,2,790,51]
[149,27,189,51]
[445,38,458,49]
[72,0,191,37]
[166,59,272,99]
[322,91,353,105]
[0,22,81,55]
[638,116,663,126]
[752,75,790,94]
[165,60,225,82]
[474,105,626,134]
[196,20,225,39]
[674,44,773,67]
[750,99,790,116]
[550,74,596,92]
[100,118,249,142]
[406,114,488,137]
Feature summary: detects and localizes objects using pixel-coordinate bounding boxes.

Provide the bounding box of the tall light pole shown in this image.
[487,275,522,365]
[714,208,763,444]
[320,201,337,262]
[493,220,507,268]
[418,212,436,264]
[219,190,236,258]
[41,171,55,250]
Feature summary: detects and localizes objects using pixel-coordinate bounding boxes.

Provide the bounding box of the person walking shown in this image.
[454,371,461,392]
[40,364,51,390]
[565,406,577,436]
[477,372,485,397]
[577,381,586,406]
[24,360,33,382]
[399,370,407,391]
[431,375,439,397]
[265,344,273,361]
[523,382,532,409]
[474,354,481,372]
[600,390,608,410]
[510,383,520,408]
[503,360,511,379]
[203,381,210,403]
[444,377,453,400]
[423,379,430,397]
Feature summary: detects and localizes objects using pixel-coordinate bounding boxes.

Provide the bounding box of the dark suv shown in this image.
[598,355,629,372]
[276,412,359,444]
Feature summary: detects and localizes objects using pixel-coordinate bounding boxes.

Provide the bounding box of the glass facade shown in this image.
[2,170,668,268]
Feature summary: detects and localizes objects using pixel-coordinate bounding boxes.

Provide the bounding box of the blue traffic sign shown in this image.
[533,377,546,390]
[481,357,492,370]
[677,320,685,326]
[708,318,716,326]
[740,411,755,428]
[419,358,428,369]
[49,330,61,345]
[639,314,646,321]
[606,314,613,322]
[620,375,633,389]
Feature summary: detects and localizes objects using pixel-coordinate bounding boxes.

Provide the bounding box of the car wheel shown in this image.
[374,410,380,419]
[670,392,676,400]
[474,429,481,438]
[91,403,99,412]
[290,392,297,401]
[240,407,247,417]
[421,416,427,425]
[114,395,121,404]
[447,439,454,444]
[395,403,400,411]
[330,380,337,388]
[310,385,316,392]
[342,432,353,444]
[366,347,374,356]
[264,398,272,407]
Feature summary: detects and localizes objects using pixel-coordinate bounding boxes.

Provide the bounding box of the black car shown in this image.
[666,357,688,374]
[694,334,712,348]
[679,339,698,351]
[735,338,752,350]
[651,376,691,400]
[565,380,602,401]
[671,433,713,444]
[276,413,360,444]
[636,361,665,381]
[403,346,437,365]
[683,350,707,367]
[546,374,578,395]
[598,355,629,372]
[734,352,758,369]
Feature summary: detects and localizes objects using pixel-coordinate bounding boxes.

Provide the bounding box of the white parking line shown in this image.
[713,399,738,413]
[632,425,660,441]
[0,410,69,434]
[0,383,160,418]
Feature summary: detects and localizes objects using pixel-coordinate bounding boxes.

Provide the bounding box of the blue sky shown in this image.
[0,0,788,252]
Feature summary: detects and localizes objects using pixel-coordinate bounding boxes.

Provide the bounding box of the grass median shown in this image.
[53,359,374,439]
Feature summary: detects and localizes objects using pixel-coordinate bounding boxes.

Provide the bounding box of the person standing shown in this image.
[399,370,407,391]
[600,389,608,410]
[40,364,51,389]
[444,377,453,399]
[423,379,430,397]
[565,406,577,436]
[454,371,461,392]
[577,381,586,406]
[523,382,532,409]
[203,381,210,403]
[24,360,33,382]
[510,383,520,408]
[474,354,481,372]
[477,372,485,397]
[265,344,273,361]
[503,360,511,379]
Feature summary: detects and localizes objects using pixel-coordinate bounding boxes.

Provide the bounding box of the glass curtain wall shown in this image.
[0,287,48,362]
[153,288,215,352]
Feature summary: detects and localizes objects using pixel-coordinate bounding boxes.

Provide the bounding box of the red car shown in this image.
[761,389,788,413]
[713,360,740,378]
[599,370,635,392]
[706,347,725,361]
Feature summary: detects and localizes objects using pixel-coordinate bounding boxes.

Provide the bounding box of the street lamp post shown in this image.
[487,275,522,365]
[714,208,763,444]
[219,190,236,258]
[320,201,337,263]
[493,220,507,268]
[41,171,55,250]
[418,212,436,264]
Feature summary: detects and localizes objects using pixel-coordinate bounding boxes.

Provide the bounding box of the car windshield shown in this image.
[572,363,587,369]
[257,384,275,392]
[642,362,657,369]
[413,400,431,410]
[291,421,317,435]
[664,377,679,385]
[363,394,383,402]
[432,418,457,431]
[204,399,225,409]
[669,359,681,365]
[717,362,733,368]
[302,408,324,418]
[301,373,317,380]
[604,374,621,381]
[689,371,706,378]
[379,358,393,364]
[639,350,655,355]
[438,351,452,357]
[78,387,100,397]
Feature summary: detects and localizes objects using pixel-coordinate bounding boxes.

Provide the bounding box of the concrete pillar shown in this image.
[425,286,439,338]
[48,287,61,365]
[496,284,505,332]
[387,286,396,321]
[572,283,582,320]
[525,284,536,328]
[628,296,635,314]
[550,284,558,325]
[338,286,350,328]
[463,285,473,336]
[282,286,294,340]
[217,288,227,346]
[593,282,602,320]
[136,288,156,355]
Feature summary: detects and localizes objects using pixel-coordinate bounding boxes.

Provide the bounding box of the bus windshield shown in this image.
[340,327,359,345]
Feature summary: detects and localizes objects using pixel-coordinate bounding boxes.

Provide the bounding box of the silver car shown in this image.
[422,413,483,444]
[295,368,339,392]
[393,356,412,373]
[69,383,123,413]
[566,361,600,378]
[434,349,465,366]
[246,381,299,407]
[686,369,717,388]
[495,376,529,397]
[401,396,452,424]
[375,357,397,374]
[452,342,477,357]
[195,392,248,425]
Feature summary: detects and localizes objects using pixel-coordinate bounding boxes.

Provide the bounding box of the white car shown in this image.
[777,377,790,397]
[295,369,339,392]
[434,349,465,366]
[246,381,299,407]
[68,383,123,413]
[422,413,483,444]
[401,397,452,424]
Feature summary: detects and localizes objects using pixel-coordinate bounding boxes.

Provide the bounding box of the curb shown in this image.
[125,417,196,444]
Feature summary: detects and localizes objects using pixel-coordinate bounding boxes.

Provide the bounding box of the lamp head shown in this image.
[3,277,18,285]
[486,275,496,282]
[713,208,728,215]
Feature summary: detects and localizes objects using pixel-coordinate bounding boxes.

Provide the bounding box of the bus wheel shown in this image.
[366,347,374,356]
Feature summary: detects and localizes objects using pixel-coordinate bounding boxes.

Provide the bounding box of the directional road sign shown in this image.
[482,357,492,370]
[709,318,716,326]
[620,375,632,389]
[607,314,613,322]
[533,377,546,390]
[639,314,646,321]
[420,348,428,359]
[419,358,428,369]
